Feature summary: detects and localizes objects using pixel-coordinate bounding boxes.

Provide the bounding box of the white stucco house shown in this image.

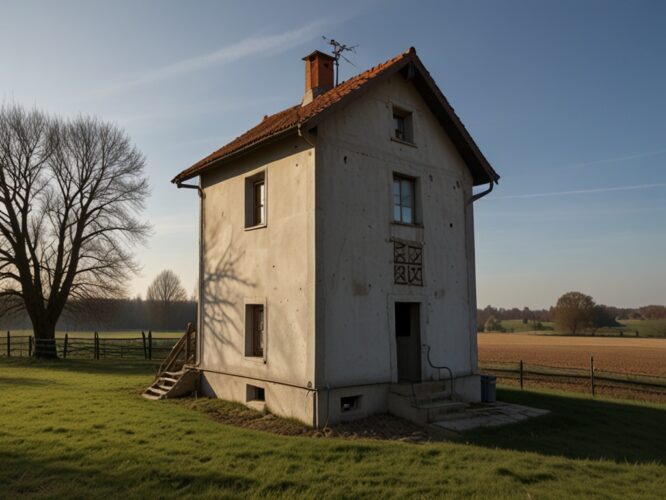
[171,47,499,426]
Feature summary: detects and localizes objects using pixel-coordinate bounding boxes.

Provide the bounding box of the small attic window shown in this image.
[392,107,414,144]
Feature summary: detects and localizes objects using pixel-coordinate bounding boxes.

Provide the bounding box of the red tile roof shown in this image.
[172,48,498,185]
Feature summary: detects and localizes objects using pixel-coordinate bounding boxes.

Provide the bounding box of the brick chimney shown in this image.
[302,50,335,105]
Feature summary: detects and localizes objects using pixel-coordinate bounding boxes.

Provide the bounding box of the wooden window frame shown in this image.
[244,171,267,230]
[391,106,414,145]
[244,302,266,359]
[393,174,416,225]
[252,179,265,226]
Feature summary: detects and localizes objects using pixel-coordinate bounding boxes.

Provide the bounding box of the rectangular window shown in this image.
[393,175,415,224]
[253,180,265,226]
[245,304,265,357]
[392,107,414,143]
[246,385,265,402]
[245,172,266,228]
[393,114,406,141]
[340,395,361,413]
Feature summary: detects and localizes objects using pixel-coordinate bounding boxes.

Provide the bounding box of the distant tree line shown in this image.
[0,296,196,332]
[478,301,666,333]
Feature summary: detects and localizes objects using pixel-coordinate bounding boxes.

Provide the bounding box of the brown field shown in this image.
[478,333,666,377]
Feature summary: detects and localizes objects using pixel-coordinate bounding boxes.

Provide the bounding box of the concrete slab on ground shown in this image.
[432,402,549,432]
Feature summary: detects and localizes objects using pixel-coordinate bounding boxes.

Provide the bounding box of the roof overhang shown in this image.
[172,49,499,186]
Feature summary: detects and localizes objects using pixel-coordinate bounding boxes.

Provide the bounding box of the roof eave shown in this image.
[171,127,298,184]
[408,56,499,186]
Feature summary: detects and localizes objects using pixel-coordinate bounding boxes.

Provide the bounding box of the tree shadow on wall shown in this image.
[201,229,256,360]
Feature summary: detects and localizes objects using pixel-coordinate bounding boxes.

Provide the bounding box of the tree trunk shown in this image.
[31,317,59,359]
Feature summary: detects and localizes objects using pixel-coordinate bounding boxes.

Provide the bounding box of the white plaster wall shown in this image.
[201,371,316,424]
[315,73,478,389]
[199,137,316,390]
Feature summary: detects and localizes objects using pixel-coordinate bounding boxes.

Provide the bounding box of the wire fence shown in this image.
[480,358,666,398]
[0,331,180,361]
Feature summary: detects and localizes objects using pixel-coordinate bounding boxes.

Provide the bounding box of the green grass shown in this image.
[1,359,665,498]
[1,329,183,339]
[488,319,666,337]
[606,319,666,337]
[491,319,555,333]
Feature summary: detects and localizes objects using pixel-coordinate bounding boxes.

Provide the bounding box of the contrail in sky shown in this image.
[553,149,666,169]
[493,183,666,200]
[88,21,326,98]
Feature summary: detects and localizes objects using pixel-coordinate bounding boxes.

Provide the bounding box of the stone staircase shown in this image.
[142,324,199,400]
[388,380,467,425]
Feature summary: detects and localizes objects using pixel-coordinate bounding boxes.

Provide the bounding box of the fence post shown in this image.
[519,360,524,390]
[29,336,33,357]
[63,333,69,359]
[590,356,595,397]
[186,329,191,363]
[94,332,99,360]
[141,331,147,360]
[6,331,10,357]
[148,330,152,360]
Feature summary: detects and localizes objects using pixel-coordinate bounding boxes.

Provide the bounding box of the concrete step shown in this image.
[142,392,161,400]
[412,381,447,397]
[158,377,178,385]
[148,386,168,396]
[422,401,468,422]
[417,400,467,412]
[413,391,451,406]
[389,381,449,397]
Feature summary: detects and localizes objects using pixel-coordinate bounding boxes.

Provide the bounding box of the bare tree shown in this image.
[146,270,187,306]
[0,104,150,357]
[146,270,187,330]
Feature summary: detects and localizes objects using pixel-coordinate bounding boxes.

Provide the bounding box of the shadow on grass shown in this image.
[0,357,158,377]
[0,375,58,387]
[0,450,258,498]
[458,387,666,464]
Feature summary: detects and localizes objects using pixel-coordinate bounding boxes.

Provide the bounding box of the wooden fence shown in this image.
[480,358,666,397]
[0,331,179,361]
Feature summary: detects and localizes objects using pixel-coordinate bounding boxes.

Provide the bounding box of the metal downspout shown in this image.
[298,123,320,427]
[465,180,496,374]
[176,182,205,368]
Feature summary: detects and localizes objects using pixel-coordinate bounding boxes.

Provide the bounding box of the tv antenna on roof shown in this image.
[322,36,358,86]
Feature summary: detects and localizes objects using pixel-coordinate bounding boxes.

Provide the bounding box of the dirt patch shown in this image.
[175,398,450,443]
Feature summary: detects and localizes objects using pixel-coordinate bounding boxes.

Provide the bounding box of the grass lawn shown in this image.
[491,319,666,338]
[1,359,665,498]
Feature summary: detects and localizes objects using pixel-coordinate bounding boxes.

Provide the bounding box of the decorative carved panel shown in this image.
[393,241,423,286]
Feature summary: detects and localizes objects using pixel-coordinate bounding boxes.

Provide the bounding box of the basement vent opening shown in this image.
[246,385,265,402]
[340,395,361,413]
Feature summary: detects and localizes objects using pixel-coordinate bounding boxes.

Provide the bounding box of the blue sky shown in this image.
[1,0,664,308]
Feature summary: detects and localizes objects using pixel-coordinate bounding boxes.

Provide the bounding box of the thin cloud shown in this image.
[88,21,326,99]
[493,183,666,200]
[554,148,666,169]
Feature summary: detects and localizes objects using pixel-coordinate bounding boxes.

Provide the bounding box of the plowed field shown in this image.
[478,333,666,377]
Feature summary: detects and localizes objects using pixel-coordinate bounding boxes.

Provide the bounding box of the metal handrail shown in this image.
[422,344,456,397]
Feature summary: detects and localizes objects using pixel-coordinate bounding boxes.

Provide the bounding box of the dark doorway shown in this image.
[395,302,421,382]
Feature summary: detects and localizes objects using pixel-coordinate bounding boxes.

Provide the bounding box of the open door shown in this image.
[395,302,421,382]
